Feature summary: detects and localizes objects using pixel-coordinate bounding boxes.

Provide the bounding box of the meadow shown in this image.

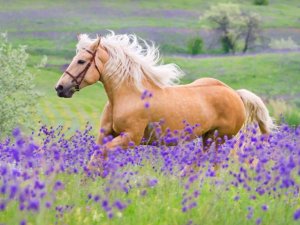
[1,0,300,225]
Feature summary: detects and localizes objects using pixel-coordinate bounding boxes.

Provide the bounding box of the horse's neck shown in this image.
[101,78,138,105]
[101,77,157,105]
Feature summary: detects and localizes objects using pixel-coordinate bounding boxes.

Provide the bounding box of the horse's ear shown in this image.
[96,36,101,47]
[77,34,82,41]
[90,36,101,51]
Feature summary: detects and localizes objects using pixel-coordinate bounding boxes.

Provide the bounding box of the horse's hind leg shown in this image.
[202,130,230,171]
[202,131,214,152]
[202,130,225,151]
[181,130,221,177]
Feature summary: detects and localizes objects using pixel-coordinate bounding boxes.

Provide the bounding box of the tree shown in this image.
[241,12,261,53]
[0,33,39,137]
[202,3,261,54]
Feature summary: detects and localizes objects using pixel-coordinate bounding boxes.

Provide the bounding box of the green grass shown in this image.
[166,53,300,97]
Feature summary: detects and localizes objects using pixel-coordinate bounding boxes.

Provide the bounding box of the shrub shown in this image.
[253,0,269,6]
[269,37,299,50]
[187,37,204,55]
[0,33,39,137]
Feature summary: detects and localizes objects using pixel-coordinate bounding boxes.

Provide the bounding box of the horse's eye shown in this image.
[77,60,86,64]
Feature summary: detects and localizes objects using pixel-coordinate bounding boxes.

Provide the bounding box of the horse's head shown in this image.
[55,35,108,98]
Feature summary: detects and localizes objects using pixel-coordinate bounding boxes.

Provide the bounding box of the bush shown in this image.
[0,33,39,137]
[269,37,299,50]
[253,0,269,5]
[187,37,204,55]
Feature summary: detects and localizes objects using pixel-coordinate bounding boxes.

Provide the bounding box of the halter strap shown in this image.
[64,48,101,91]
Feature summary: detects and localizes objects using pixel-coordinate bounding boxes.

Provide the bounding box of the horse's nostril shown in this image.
[55,85,64,92]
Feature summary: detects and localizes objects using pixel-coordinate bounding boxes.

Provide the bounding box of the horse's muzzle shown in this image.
[55,85,74,98]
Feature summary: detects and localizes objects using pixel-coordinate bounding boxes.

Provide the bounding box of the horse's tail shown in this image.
[236,89,276,134]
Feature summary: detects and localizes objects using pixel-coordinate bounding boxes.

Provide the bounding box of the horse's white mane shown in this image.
[76,31,184,91]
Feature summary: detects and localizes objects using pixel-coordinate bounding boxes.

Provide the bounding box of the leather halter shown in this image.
[64,48,101,91]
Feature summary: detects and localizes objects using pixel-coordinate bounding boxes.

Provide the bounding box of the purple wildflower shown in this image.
[9,185,18,199]
[256,218,262,225]
[114,200,126,210]
[108,212,114,219]
[148,179,158,187]
[94,195,100,202]
[0,202,6,211]
[53,181,64,191]
[20,220,26,225]
[12,128,21,137]
[234,195,240,201]
[294,209,300,220]
[88,193,93,199]
[261,204,268,211]
[45,202,52,208]
[28,200,40,212]
[247,206,254,220]
[102,200,109,208]
[141,190,147,196]
[144,102,150,108]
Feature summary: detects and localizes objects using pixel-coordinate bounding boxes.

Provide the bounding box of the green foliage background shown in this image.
[0,34,39,137]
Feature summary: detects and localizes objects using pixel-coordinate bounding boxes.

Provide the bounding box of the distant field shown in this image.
[168,53,300,97]
[1,0,300,57]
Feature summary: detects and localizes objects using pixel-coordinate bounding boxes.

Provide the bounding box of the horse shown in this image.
[55,31,275,172]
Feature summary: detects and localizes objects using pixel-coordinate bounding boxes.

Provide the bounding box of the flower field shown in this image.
[1,122,300,225]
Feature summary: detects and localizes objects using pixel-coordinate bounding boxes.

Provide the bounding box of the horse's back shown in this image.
[186,77,230,88]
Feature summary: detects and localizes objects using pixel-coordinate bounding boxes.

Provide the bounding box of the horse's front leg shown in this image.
[88,123,146,176]
[97,102,114,144]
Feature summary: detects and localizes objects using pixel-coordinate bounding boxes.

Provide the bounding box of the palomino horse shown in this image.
[55,32,274,172]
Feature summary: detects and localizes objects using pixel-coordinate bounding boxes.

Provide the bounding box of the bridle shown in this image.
[64,48,101,91]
